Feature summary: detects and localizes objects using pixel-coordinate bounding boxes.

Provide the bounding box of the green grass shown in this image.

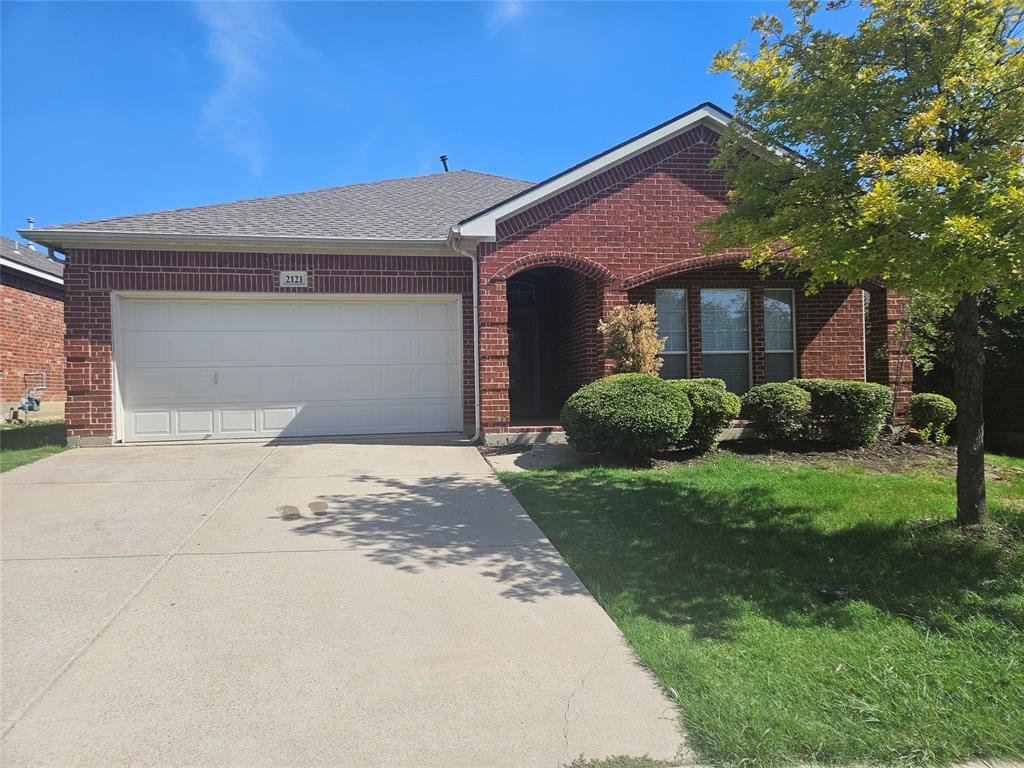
[0,444,67,472]
[1,420,67,472]
[500,455,1024,767]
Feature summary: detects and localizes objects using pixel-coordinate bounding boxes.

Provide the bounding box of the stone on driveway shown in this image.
[1,437,684,767]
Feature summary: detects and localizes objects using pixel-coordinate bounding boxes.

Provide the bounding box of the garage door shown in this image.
[117,296,463,442]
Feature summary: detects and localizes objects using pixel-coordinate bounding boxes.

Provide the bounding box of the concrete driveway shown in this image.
[1,437,683,767]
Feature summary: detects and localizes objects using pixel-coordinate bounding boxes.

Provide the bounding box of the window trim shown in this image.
[700,287,752,392]
[655,288,688,379]
[763,287,797,382]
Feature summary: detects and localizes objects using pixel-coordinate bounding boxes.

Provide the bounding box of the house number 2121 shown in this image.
[279,271,308,288]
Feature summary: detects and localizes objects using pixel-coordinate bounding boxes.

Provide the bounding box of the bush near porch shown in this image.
[559,373,692,458]
[561,374,899,458]
[499,453,1024,767]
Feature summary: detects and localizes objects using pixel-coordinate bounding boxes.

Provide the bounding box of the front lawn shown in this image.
[1,420,67,472]
[500,455,1024,767]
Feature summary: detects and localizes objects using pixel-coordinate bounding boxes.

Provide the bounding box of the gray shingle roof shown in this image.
[39,170,533,242]
[0,236,64,278]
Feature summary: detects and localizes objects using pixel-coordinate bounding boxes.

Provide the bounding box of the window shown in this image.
[764,289,796,382]
[700,289,750,393]
[654,289,687,379]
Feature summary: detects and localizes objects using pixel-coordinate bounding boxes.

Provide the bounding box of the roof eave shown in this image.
[17,229,459,257]
[0,257,65,286]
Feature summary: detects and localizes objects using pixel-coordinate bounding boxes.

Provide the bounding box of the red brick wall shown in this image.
[1,273,65,403]
[476,124,885,433]
[629,266,866,385]
[559,271,602,401]
[866,287,912,417]
[63,250,473,440]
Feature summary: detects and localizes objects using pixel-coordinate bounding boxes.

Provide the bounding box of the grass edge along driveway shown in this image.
[499,454,1024,767]
[0,420,67,472]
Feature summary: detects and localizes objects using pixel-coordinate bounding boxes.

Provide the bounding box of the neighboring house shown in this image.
[0,235,66,411]
[22,102,909,447]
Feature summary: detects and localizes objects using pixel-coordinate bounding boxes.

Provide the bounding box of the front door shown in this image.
[507,309,540,419]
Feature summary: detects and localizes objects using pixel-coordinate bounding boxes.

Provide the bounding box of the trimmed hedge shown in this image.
[790,379,894,446]
[671,380,741,452]
[741,383,811,441]
[688,377,727,391]
[560,373,692,458]
[909,392,956,444]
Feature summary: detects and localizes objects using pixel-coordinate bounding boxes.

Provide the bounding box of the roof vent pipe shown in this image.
[440,154,449,172]
[25,218,36,250]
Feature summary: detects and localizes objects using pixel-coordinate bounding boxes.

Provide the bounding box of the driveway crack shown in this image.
[560,639,616,766]
[0,446,276,740]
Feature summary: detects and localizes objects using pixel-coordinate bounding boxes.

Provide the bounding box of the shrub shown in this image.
[670,380,741,452]
[598,303,665,375]
[741,383,811,441]
[909,392,957,444]
[688,377,727,391]
[560,373,692,458]
[790,379,894,446]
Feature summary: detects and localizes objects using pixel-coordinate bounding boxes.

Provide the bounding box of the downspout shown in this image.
[447,226,482,442]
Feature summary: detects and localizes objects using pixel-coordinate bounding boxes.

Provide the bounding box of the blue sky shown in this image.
[1,1,858,242]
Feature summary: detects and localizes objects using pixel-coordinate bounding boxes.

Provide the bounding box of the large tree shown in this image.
[706,0,1024,525]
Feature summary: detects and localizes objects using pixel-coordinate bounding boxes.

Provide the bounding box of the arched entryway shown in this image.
[505,266,603,423]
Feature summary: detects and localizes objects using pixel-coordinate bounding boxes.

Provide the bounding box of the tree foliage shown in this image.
[598,303,666,375]
[707,0,1024,525]
[706,0,1024,313]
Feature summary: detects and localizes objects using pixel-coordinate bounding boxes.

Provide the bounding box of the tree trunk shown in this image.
[952,293,987,526]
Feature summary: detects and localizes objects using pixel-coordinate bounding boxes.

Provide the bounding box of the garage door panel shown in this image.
[120,297,462,441]
[132,410,173,437]
[222,409,258,434]
[169,301,213,328]
[129,335,172,364]
[126,369,216,402]
[178,410,215,435]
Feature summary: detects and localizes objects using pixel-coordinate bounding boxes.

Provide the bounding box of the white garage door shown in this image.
[117,296,463,442]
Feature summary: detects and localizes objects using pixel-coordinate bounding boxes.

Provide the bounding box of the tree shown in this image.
[598,303,666,375]
[706,0,1024,525]
[907,290,1024,436]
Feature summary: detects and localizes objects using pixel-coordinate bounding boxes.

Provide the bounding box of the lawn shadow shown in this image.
[500,467,1023,640]
[283,472,589,602]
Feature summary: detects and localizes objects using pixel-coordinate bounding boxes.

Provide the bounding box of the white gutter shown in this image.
[447,225,482,442]
[0,257,64,286]
[16,229,457,258]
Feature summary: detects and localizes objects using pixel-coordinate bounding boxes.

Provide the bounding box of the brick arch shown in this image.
[620,252,748,290]
[488,252,615,284]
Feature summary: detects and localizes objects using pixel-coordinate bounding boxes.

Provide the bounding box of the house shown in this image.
[21,103,909,447]
[1,235,66,416]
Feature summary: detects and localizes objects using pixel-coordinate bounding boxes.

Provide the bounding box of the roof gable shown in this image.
[454,102,732,241]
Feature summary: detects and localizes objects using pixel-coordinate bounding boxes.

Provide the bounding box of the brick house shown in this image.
[22,103,909,447]
[1,236,66,413]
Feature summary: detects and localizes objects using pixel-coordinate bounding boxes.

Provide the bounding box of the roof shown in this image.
[23,170,533,253]
[0,236,64,284]
[456,102,734,241]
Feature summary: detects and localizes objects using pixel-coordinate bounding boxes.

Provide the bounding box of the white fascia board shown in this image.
[0,257,64,286]
[16,229,458,257]
[456,105,733,240]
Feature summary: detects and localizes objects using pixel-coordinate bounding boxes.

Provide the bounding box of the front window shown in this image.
[764,288,796,382]
[655,289,687,379]
[700,289,750,393]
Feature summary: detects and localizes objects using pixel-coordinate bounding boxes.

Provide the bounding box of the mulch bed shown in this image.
[654,432,963,474]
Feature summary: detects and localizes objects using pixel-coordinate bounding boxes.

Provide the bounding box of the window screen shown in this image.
[701,289,750,392]
[655,289,687,379]
[764,289,796,382]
